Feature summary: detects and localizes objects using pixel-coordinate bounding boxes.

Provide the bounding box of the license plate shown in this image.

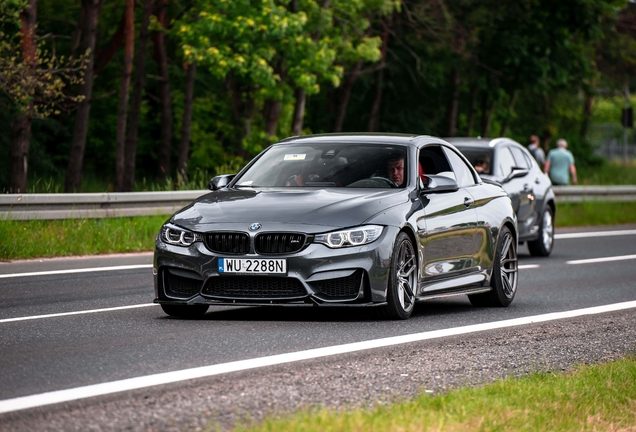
[218,258,287,275]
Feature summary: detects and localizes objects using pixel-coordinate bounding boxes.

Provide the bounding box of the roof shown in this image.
[444,137,521,149]
[277,133,439,146]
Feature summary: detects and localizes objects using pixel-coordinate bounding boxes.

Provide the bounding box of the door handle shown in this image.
[464,197,474,207]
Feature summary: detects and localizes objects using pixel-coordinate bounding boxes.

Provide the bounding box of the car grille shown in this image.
[255,233,306,254]
[201,276,307,299]
[164,270,202,298]
[205,232,250,254]
[315,271,362,298]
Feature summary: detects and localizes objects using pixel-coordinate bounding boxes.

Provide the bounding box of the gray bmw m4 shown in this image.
[154,133,518,320]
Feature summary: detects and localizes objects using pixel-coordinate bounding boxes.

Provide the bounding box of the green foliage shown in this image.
[1,0,635,192]
[0,0,85,118]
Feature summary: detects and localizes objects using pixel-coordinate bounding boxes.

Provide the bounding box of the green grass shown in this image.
[230,357,636,432]
[0,215,168,260]
[578,160,636,185]
[556,201,636,227]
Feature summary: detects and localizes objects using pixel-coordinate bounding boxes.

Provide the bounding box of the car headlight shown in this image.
[160,224,203,247]
[314,225,384,248]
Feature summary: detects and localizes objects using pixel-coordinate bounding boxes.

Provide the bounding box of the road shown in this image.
[0,225,635,430]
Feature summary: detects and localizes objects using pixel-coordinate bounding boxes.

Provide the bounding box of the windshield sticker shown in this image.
[284,154,306,161]
[239,180,254,185]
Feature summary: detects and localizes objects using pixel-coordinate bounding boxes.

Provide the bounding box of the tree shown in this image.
[113,0,134,192]
[152,0,174,179]
[122,0,154,192]
[10,0,37,193]
[65,0,100,192]
[0,0,85,192]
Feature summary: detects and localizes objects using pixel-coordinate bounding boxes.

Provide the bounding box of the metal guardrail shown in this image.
[0,190,208,221]
[1,186,635,220]
[551,185,636,202]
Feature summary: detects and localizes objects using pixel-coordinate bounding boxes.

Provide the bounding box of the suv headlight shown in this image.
[314,225,384,248]
[160,224,203,246]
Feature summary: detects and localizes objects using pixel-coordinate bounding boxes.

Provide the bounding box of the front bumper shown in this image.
[153,226,399,308]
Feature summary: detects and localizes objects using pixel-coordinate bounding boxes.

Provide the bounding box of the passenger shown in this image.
[474,156,489,174]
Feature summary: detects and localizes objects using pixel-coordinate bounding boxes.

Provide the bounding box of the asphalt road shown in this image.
[0,225,635,430]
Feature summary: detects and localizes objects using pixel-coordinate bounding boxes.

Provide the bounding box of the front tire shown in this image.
[161,304,209,318]
[469,226,518,307]
[382,232,417,319]
[528,206,554,257]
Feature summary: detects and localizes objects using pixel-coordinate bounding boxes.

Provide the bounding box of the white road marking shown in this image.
[555,229,636,240]
[0,264,152,279]
[567,254,636,265]
[519,264,539,270]
[1,300,635,414]
[0,304,158,324]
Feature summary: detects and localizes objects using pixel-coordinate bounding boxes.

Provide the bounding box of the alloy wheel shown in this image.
[396,239,416,312]
[499,231,518,299]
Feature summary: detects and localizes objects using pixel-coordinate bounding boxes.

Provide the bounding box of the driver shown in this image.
[386,156,405,186]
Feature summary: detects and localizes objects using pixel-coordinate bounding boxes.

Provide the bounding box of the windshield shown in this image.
[455,147,494,176]
[234,143,408,188]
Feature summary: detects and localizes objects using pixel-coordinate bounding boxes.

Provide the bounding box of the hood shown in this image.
[171,187,408,233]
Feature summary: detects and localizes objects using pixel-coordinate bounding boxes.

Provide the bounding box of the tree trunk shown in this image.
[177,61,196,183]
[333,61,362,132]
[114,0,135,192]
[367,67,384,132]
[10,114,32,193]
[65,0,100,192]
[291,87,306,136]
[580,88,594,140]
[93,9,126,77]
[9,0,37,193]
[499,90,517,137]
[368,16,391,132]
[153,0,173,179]
[122,0,154,192]
[466,87,478,137]
[263,99,282,137]
[446,69,461,137]
[480,93,496,138]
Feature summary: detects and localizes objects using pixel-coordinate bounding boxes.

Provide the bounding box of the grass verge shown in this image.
[1,201,635,261]
[0,215,168,261]
[556,201,636,227]
[232,357,636,432]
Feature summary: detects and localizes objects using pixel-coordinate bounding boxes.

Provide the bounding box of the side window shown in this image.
[509,146,531,169]
[497,147,517,177]
[442,147,477,187]
[419,145,452,175]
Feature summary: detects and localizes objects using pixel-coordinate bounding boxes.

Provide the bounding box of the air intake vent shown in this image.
[315,270,362,299]
[163,269,202,298]
[255,233,306,254]
[205,232,250,254]
[202,276,306,299]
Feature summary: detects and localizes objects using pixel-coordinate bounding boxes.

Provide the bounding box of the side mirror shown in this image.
[419,174,459,193]
[208,174,236,191]
[504,167,529,182]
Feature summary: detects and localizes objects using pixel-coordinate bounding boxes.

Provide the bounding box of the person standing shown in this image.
[527,135,545,168]
[544,139,577,185]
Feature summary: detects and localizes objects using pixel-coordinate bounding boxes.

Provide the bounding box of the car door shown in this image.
[415,145,481,293]
[496,145,535,239]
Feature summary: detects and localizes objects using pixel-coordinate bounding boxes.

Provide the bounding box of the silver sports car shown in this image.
[154,133,518,320]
